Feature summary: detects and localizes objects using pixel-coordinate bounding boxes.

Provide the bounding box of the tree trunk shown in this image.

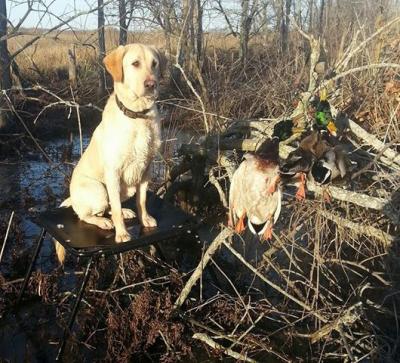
[0,0,12,129]
[68,45,77,89]
[194,0,203,63]
[119,0,128,45]
[98,0,106,99]
[308,0,314,32]
[239,0,250,65]
[281,0,292,54]
[318,0,325,36]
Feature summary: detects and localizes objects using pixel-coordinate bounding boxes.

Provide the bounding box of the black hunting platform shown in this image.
[16,192,196,361]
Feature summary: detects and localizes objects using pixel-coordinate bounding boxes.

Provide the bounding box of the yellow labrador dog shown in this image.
[56,44,164,263]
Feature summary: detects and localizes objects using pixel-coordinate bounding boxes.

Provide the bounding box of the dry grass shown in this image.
[7,29,240,81]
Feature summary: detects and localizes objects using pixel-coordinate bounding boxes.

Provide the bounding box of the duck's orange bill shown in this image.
[327,121,337,136]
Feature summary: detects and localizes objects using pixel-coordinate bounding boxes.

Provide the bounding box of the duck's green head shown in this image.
[273,119,294,141]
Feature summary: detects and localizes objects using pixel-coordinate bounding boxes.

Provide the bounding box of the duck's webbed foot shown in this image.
[295,173,306,201]
[228,212,233,228]
[262,225,273,241]
[322,188,331,203]
[234,213,246,234]
[267,175,281,195]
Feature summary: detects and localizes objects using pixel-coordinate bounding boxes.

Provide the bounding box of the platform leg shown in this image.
[56,256,95,361]
[17,228,46,305]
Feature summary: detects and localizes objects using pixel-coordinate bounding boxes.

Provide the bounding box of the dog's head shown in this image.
[104,43,166,100]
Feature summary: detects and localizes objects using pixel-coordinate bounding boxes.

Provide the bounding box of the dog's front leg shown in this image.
[105,171,131,242]
[136,180,157,228]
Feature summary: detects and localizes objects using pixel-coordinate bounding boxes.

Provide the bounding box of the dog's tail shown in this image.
[54,197,72,264]
[60,197,72,208]
[55,241,66,265]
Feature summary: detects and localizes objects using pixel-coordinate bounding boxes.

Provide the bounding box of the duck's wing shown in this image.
[229,158,252,223]
[333,146,348,178]
[281,149,314,175]
[246,165,281,225]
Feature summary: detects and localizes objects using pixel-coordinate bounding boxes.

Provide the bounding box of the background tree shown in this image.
[98,0,106,98]
[239,0,258,65]
[119,0,128,45]
[118,0,135,45]
[280,0,292,54]
[0,0,12,129]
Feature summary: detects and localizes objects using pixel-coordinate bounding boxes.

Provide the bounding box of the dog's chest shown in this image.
[119,120,160,184]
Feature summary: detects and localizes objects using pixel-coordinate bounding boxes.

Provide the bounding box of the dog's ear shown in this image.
[151,47,167,78]
[103,45,125,83]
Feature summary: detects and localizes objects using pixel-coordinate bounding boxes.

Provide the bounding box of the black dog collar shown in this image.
[115,95,152,119]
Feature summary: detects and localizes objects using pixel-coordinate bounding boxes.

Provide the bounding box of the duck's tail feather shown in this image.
[248,219,271,236]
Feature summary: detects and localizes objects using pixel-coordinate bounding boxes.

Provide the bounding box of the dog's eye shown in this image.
[132,61,140,67]
[152,60,158,68]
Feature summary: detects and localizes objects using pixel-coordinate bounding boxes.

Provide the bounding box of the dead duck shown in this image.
[310,146,349,185]
[273,119,304,141]
[313,88,338,136]
[229,137,281,240]
[280,130,330,200]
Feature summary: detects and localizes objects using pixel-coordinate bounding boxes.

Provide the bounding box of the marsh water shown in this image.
[0,131,189,359]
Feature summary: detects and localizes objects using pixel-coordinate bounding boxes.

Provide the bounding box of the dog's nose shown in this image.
[144,79,155,90]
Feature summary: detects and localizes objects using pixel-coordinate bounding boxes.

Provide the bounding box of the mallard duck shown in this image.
[280,131,330,200]
[310,146,348,185]
[314,88,338,136]
[273,118,304,141]
[229,137,281,240]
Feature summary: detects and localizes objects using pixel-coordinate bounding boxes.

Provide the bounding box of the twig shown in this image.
[208,168,228,208]
[71,88,83,156]
[0,211,14,263]
[306,183,395,223]
[323,258,390,286]
[3,92,58,168]
[335,16,400,72]
[310,302,362,344]
[338,324,356,362]
[193,333,258,363]
[222,241,328,322]
[329,63,400,84]
[174,2,209,133]
[319,210,396,247]
[229,313,265,350]
[345,116,400,166]
[174,227,233,310]
[175,63,209,133]
[351,137,400,179]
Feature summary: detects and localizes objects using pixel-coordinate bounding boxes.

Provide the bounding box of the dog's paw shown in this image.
[115,230,131,243]
[97,217,114,230]
[141,214,157,228]
[122,208,136,219]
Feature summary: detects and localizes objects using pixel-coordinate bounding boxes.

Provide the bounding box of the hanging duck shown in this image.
[280,130,330,200]
[229,137,281,240]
